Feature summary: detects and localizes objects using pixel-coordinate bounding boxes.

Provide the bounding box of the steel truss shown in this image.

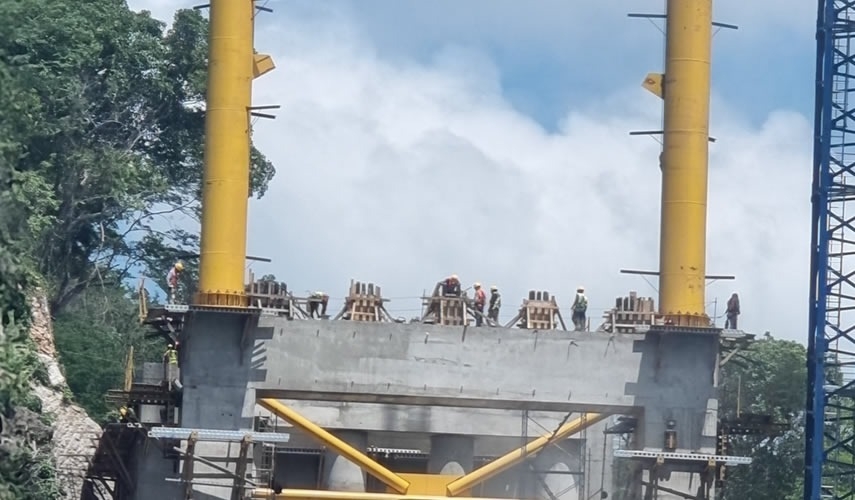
[807,1,855,498]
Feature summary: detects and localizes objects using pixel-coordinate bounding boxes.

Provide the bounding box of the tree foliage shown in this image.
[53,285,163,423]
[1,0,275,315]
[718,336,807,500]
[0,0,279,496]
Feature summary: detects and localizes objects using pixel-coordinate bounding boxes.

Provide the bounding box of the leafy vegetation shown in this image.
[2,0,274,316]
[718,336,807,500]
[0,0,276,496]
[0,1,829,499]
[52,286,163,423]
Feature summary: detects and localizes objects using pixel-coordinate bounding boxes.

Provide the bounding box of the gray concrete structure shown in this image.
[132,312,723,500]
[324,430,368,491]
[428,435,475,474]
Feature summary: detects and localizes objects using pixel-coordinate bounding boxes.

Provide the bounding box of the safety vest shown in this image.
[166,349,178,364]
[574,294,588,311]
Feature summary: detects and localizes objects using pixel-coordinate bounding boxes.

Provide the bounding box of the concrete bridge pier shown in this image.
[428,434,475,475]
[323,430,368,491]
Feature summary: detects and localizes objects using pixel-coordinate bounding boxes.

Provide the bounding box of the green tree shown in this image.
[718,336,807,500]
[1,0,275,315]
[0,80,61,498]
[52,284,162,423]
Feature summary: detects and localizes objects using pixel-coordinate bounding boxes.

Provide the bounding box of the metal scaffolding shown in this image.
[806,1,855,498]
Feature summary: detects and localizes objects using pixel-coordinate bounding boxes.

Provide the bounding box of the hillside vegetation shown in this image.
[0,0,274,497]
[0,0,813,498]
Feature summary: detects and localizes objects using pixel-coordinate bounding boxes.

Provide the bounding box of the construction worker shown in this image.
[473,283,486,326]
[163,343,179,391]
[488,285,501,323]
[571,286,588,332]
[725,293,740,329]
[441,275,461,297]
[118,405,137,423]
[309,291,329,318]
[166,261,184,304]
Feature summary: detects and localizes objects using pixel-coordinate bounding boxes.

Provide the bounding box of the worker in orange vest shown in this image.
[473,283,486,326]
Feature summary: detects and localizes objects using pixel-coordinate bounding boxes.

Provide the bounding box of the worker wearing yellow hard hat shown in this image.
[166,261,184,304]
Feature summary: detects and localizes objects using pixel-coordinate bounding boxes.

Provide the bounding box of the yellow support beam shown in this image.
[656,0,713,326]
[249,488,525,500]
[445,413,607,496]
[196,0,255,307]
[257,399,410,494]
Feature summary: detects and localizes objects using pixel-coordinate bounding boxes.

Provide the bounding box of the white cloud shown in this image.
[129,1,813,341]
[240,11,812,340]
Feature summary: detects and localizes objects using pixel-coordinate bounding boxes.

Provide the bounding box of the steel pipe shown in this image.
[257,399,410,493]
[196,0,255,307]
[445,413,607,496]
[657,0,714,325]
[249,488,526,500]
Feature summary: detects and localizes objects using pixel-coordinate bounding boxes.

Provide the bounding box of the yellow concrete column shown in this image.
[657,0,713,326]
[196,0,255,307]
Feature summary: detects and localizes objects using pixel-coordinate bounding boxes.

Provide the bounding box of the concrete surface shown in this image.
[132,312,722,500]
[256,401,577,438]
[243,317,719,452]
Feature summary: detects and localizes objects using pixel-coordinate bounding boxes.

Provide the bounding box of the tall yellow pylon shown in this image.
[644,0,713,326]
[196,0,274,307]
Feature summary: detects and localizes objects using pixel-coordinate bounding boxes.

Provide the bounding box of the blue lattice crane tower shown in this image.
[806,1,855,498]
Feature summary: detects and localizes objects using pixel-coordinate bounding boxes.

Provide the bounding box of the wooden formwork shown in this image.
[421,282,470,326]
[245,271,291,310]
[506,290,566,330]
[604,291,656,333]
[334,279,393,322]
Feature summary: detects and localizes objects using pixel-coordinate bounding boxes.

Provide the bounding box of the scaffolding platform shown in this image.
[83,423,146,500]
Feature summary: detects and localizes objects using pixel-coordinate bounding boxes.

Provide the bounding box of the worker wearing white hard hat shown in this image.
[441,274,461,297]
[572,286,588,332]
[488,285,502,323]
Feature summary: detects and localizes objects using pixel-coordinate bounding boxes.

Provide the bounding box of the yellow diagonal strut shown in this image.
[257,399,411,493]
[248,489,529,500]
[445,412,607,496]
[259,399,605,498]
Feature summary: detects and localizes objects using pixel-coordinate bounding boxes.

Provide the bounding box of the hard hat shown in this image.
[167,343,173,348]
[451,274,458,280]
[474,282,481,288]
[175,262,184,271]
[577,286,585,292]
[490,285,498,291]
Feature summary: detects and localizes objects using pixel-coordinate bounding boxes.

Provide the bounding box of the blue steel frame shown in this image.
[806,1,855,498]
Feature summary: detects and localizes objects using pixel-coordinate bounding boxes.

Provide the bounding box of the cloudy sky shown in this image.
[132,0,815,342]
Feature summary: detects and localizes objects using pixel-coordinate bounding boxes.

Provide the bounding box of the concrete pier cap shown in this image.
[179,312,721,456]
